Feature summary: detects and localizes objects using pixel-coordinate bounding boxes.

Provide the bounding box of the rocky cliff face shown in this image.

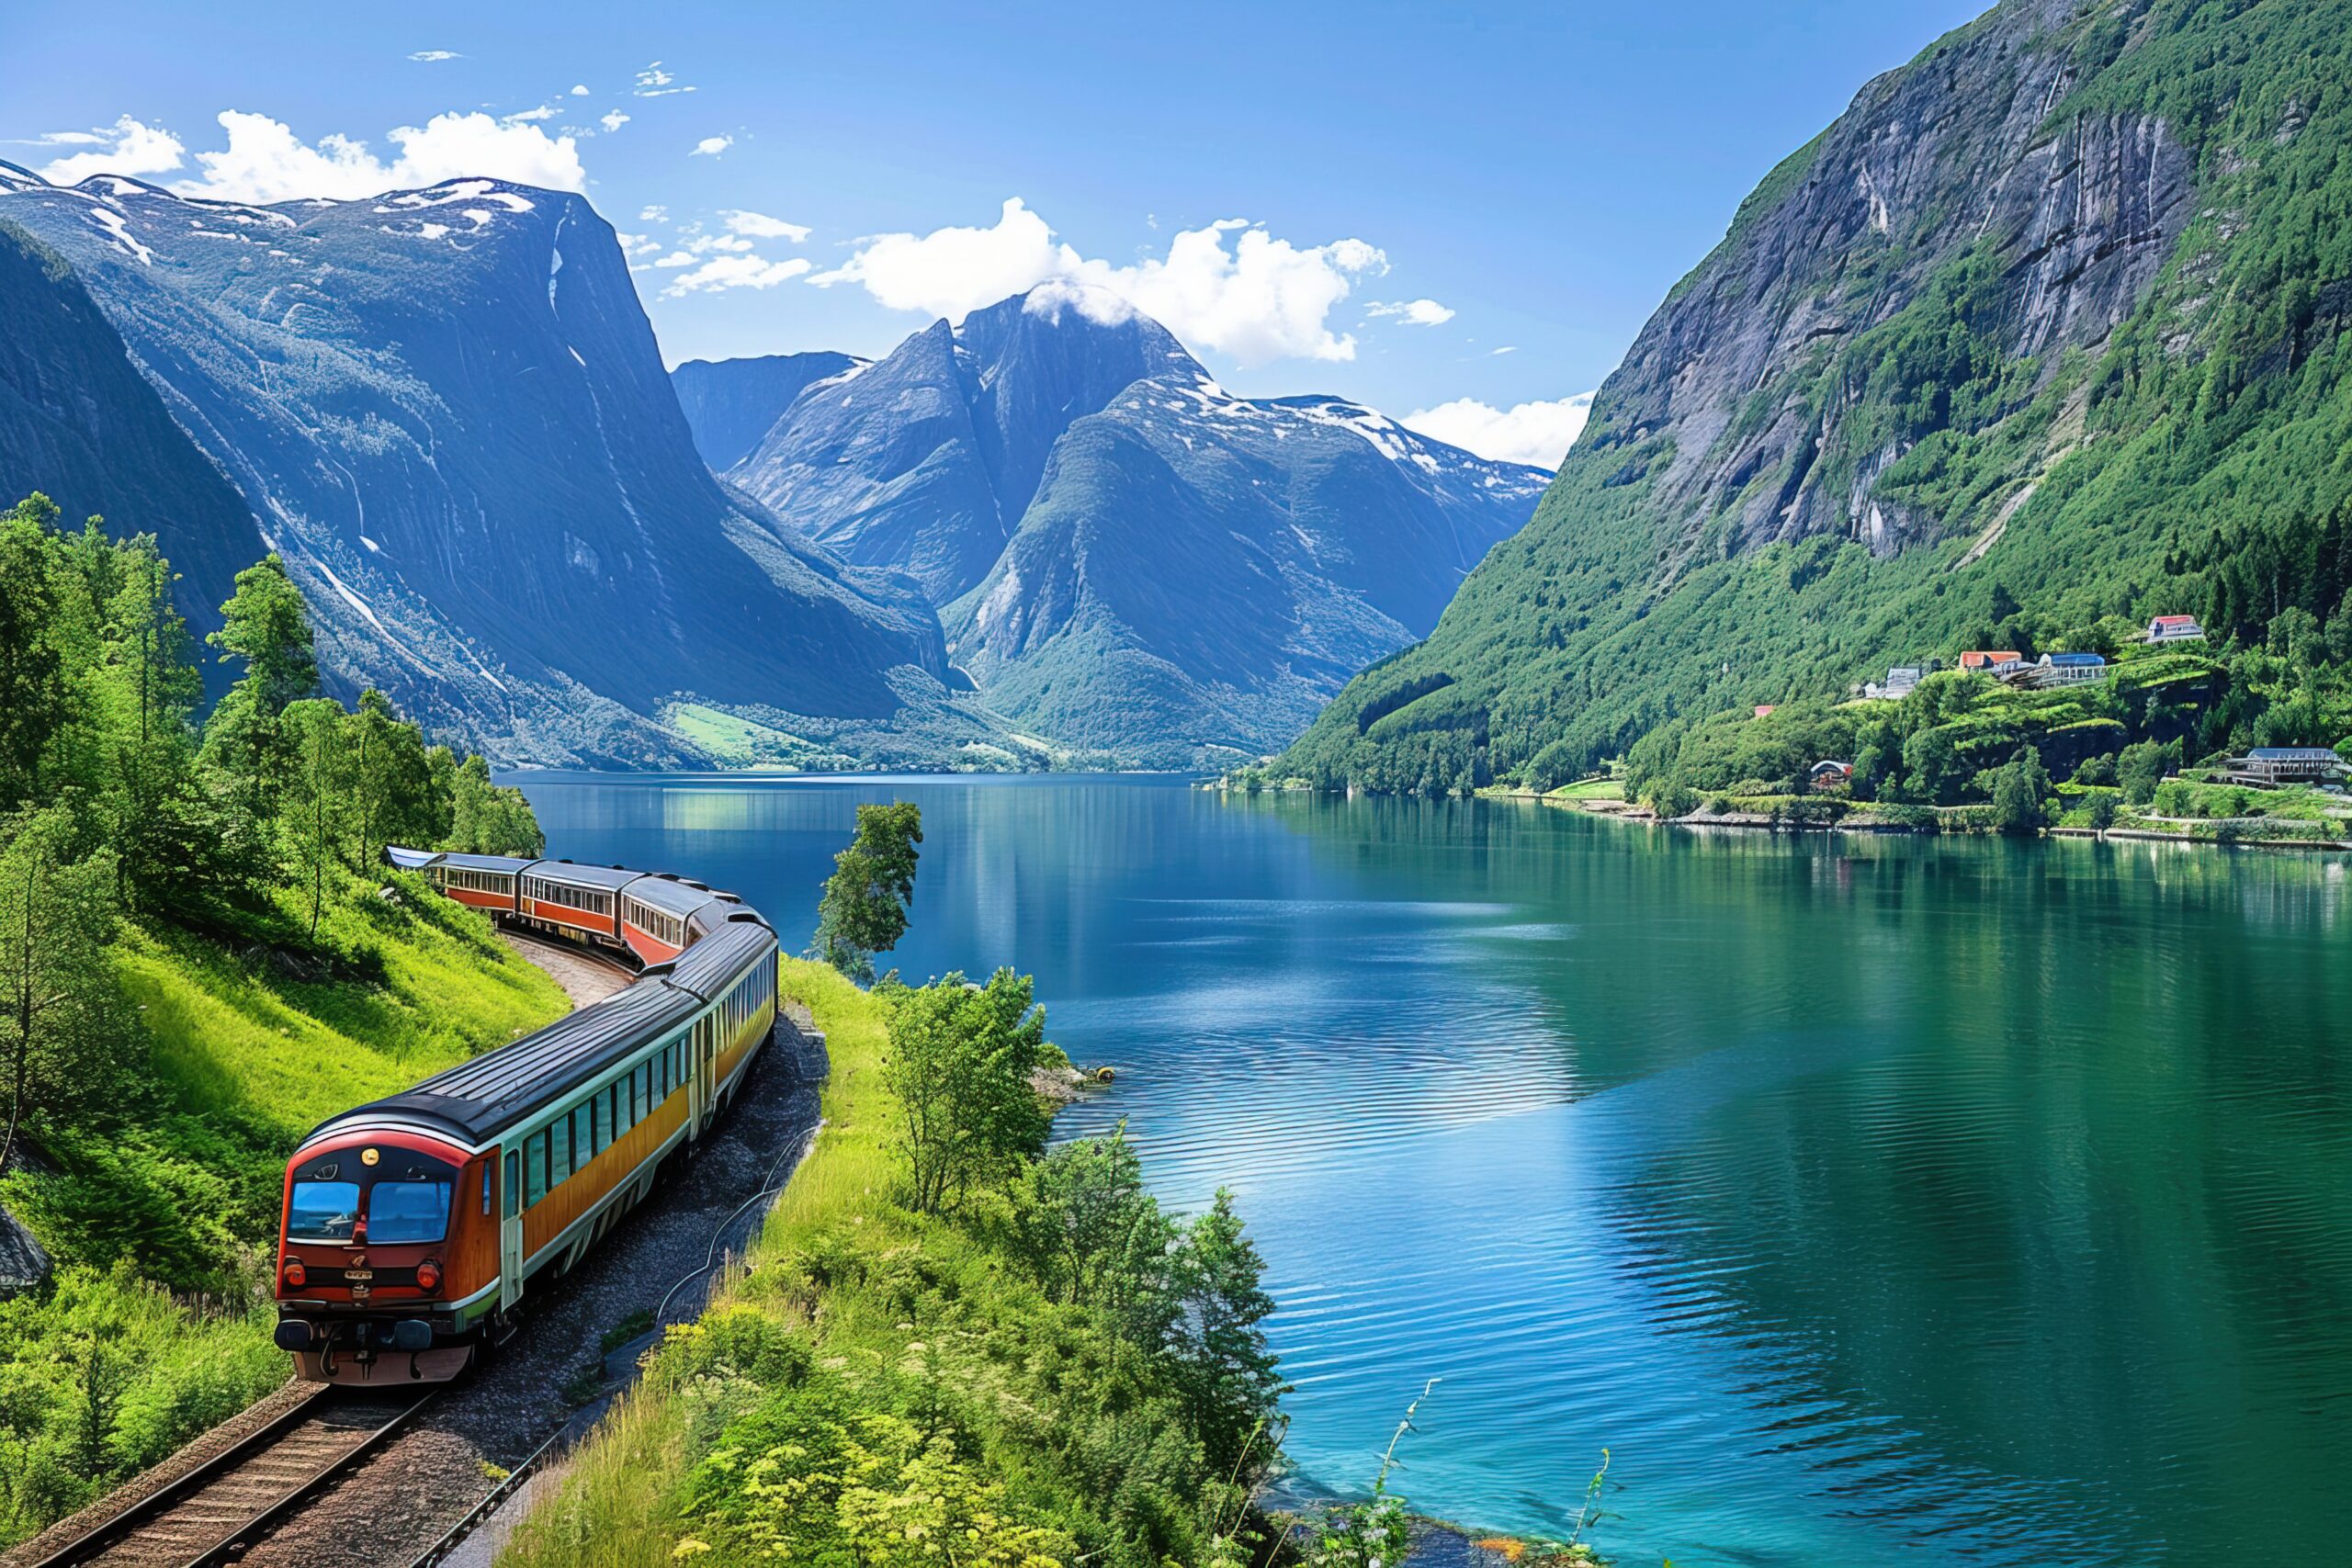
[0,170,967,765]
[1615,0,2190,560]
[727,284,1547,763]
[1281,0,2349,791]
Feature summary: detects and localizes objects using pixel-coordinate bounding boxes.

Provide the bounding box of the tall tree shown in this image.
[199,555,317,818]
[810,802,922,983]
[0,497,70,812]
[1167,1190,1285,1480]
[278,700,353,939]
[883,968,1049,1214]
[0,810,127,1175]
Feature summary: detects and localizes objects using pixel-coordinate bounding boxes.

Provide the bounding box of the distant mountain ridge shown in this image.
[1279,0,2352,793]
[673,350,865,473]
[701,284,1549,763]
[0,164,997,767]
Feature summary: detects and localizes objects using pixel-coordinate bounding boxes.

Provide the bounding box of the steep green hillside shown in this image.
[1281,0,2352,793]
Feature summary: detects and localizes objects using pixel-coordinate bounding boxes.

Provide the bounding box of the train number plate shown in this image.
[344,1269,375,1281]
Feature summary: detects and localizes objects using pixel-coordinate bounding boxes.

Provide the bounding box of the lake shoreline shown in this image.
[1472,787,2352,853]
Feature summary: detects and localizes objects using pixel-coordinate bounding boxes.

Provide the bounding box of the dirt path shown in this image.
[496,930,633,1008]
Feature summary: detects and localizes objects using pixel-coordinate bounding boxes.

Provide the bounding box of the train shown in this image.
[272,851,779,1384]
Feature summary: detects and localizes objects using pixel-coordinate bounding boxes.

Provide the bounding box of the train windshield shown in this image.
[368,1179,454,1244]
[288,1180,361,1242]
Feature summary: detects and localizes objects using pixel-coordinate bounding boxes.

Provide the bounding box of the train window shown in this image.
[550,1118,572,1187]
[610,1082,622,1137]
[481,1164,492,1217]
[369,1178,452,1245]
[589,1094,605,1155]
[526,1137,547,1206]
[288,1179,360,1242]
[505,1150,520,1218]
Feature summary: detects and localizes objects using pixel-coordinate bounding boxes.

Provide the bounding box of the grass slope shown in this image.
[0,877,567,1544]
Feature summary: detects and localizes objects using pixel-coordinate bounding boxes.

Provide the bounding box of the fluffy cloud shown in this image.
[689,134,733,158]
[808,197,1387,364]
[34,115,187,186]
[720,209,810,241]
[1366,298,1456,327]
[1404,392,1594,469]
[409,50,461,62]
[661,254,813,297]
[175,110,586,202]
[570,85,590,96]
[601,110,631,132]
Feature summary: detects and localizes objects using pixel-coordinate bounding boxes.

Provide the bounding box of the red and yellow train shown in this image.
[272,852,779,1383]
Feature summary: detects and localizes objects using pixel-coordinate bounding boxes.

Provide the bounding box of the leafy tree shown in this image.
[444,753,543,856]
[1988,747,2054,835]
[0,497,70,811]
[2087,793,2121,832]
[883,969,1049,1213]
[2118,739,2175,806]
[0,810,129,1174]
[1009,1124,1175,1316]
[811,802,922,983]
[279,699,353,939]
[345,690,440,866]
[1167,1190,1285,1481]
[199,555,317,817]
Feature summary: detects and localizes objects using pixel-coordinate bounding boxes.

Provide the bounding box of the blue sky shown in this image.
[12,0,1984,464]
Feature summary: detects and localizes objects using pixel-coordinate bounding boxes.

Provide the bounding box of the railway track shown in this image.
[31,1388,435,1568]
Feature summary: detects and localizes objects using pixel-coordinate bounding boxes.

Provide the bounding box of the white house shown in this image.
[2145,615,2206,644]
[1866,665,1924,701]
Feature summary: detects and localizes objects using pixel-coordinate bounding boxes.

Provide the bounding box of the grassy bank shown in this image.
[503,958,1270,1568]
[0,879,567,1544]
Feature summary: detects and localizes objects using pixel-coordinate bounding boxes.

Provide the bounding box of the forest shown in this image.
[0,491,554,1543]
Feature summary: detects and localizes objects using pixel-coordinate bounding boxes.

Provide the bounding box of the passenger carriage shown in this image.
[272,852,781,1384]
[517,861,644,951]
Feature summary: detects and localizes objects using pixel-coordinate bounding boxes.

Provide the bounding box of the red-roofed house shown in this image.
[2145,615,2206,644]
[1754,705,1776,719]
[1958,651,2023,676]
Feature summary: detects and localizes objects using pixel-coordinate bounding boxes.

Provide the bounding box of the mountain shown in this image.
[0,209,265,694]
[672,350,865,472]
[726,285,1549,763]
[1280,0,2352,793]
[0,165,989,768]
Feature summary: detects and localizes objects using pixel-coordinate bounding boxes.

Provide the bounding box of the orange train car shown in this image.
[273,854,779,1383]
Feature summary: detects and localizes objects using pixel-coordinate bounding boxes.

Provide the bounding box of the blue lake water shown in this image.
[514,771,2352,1566]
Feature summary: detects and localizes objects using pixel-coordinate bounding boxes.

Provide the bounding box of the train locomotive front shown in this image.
[273,1125,498,1382]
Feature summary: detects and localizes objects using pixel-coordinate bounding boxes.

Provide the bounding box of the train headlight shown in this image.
[415,1258,442,1293]
[282,1258,306,1290]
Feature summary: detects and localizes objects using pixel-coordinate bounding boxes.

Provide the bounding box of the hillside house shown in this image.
[2146,615,2206,644]
[2221,747,2350,787]
[1959,650,2023,676]
[2019,652,2109,690]
[1810,760,1855,789]
[1866,665,1924,701]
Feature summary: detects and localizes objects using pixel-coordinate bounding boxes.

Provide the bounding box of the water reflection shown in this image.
[514,773,2352,1566]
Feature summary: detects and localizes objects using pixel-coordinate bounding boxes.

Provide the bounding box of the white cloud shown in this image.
[1366,298,1456,327]
[408,50,461,62]
[616,231,662,259]
[36,115,187,186]
[634,62,695,97]
[1404,392,1593,469]
[808,197,1387,364]
[661,254,813,297]
[653,251,696,267]
[570,85,591,96]
[1490,345,1518,355]
[502,104,559,124]
[638,203,667,224]
[720,209,810,242]
[177,110,586,203]
[601,110,631,132]
[689,134,733,158]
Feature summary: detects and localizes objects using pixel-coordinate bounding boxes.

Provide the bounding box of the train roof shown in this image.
[522,861,644,891]
[435,852,537,874]
[624,876,721,919]
[303,918,778,1147]
[386,845,442,871]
